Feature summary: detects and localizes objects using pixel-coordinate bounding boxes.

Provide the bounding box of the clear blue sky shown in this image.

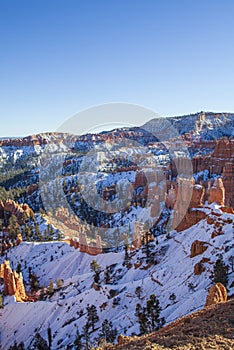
[1,0,234,137]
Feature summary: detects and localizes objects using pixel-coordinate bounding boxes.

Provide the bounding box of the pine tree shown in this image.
[169,293,176,303]
[90,260,101,285]
[16,261,22,274]
[135,286,143,299]
[74,328,82,350]
[210,254,229,287]
[135,303,148,335]
[47,326,52,349]
[82,323,90,350]
[48,279,54,295]
[9,215,20,241]
[30,273,39,292]
[0,294,4,309]
[146,294,165,332]
[86,304,99,331]
[141,223,154,264]
[104,265,111,284]
[135,294,165,335]
[228,255,234,273]
[123,238,131,268]
[98,319,117,344]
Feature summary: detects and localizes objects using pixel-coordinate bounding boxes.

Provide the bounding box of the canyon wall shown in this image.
[0,260,28,302]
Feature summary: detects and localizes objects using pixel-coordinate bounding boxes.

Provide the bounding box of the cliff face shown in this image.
[222,162,234,207]
[0,199,33,225]
[0,260,27,302]
[208,178,225,206]
[70,232,102,255]
[192,138,233,169]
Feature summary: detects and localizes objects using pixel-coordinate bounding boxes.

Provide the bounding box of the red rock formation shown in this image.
[176,209,207,232]
[71,232,102,255]
[150,195,161,218]
[192,138,234,178]
[0,260,28,302]
[134,172,147,188]
[222,162,234,208]
[194,261,205,275]
[165,186,177,209]
[205,283,227,307]
[172,177,194,230]
[79,232,88,253]
[0,199,33,225]
[208,178,225,206]
[194,258,210,275]
[132,222,145,248]
[190,240,209,258]
[190,185,204,208]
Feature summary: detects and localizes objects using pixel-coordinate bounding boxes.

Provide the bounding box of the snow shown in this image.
[0,205,233,349]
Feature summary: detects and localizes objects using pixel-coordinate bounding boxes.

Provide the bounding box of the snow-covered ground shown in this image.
[0,205,233,349]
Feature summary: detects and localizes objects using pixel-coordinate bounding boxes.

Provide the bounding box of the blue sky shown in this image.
[1,0,234,137]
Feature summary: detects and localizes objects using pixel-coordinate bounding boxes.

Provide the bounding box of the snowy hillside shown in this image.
[1,204,233,349]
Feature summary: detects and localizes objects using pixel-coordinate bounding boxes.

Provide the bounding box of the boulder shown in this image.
[205,283,227,307]
[190,240,209,258]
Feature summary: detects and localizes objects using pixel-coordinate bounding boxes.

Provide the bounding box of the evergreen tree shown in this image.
[135,303,148,335]
[210,254,229,287]
[135,294,165,335]
[0,294,4,308]
[9,215,20,241]
[146,294,165,332]
[48,279,54,295]
[90,260,101,285]
[123,238,131,268]
[8,341,25,350]
[141,223,154,264]
[74,328,82,350]
[30,273,39,292]
[169,293,176,303]
[16,261,22,274]
[23,224,31,241]
[82,323,90,350]
[135,286,143,299]
[228,255,234,273]
[104,265,111,284]
[98,319,117,344]
[86,304,99,331]
[47,326,52,349]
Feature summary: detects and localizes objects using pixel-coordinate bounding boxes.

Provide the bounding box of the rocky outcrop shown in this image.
[70,232,102,255]
[205,283,227,307]
[190,184,204,208]
[176,209,207,232]
[190,240,209,258]
[192,138,234,176]
[0,260,28,302]
[194,258,210,275]
[172,177,194,230]
[194,261,205,275]
[208,178,225,206]
[117,335,132,346]
[132,222,145,248]
[0,199,33,225]
[165,186,177,209]
[134,172,147,188]
[222,162,234,208]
